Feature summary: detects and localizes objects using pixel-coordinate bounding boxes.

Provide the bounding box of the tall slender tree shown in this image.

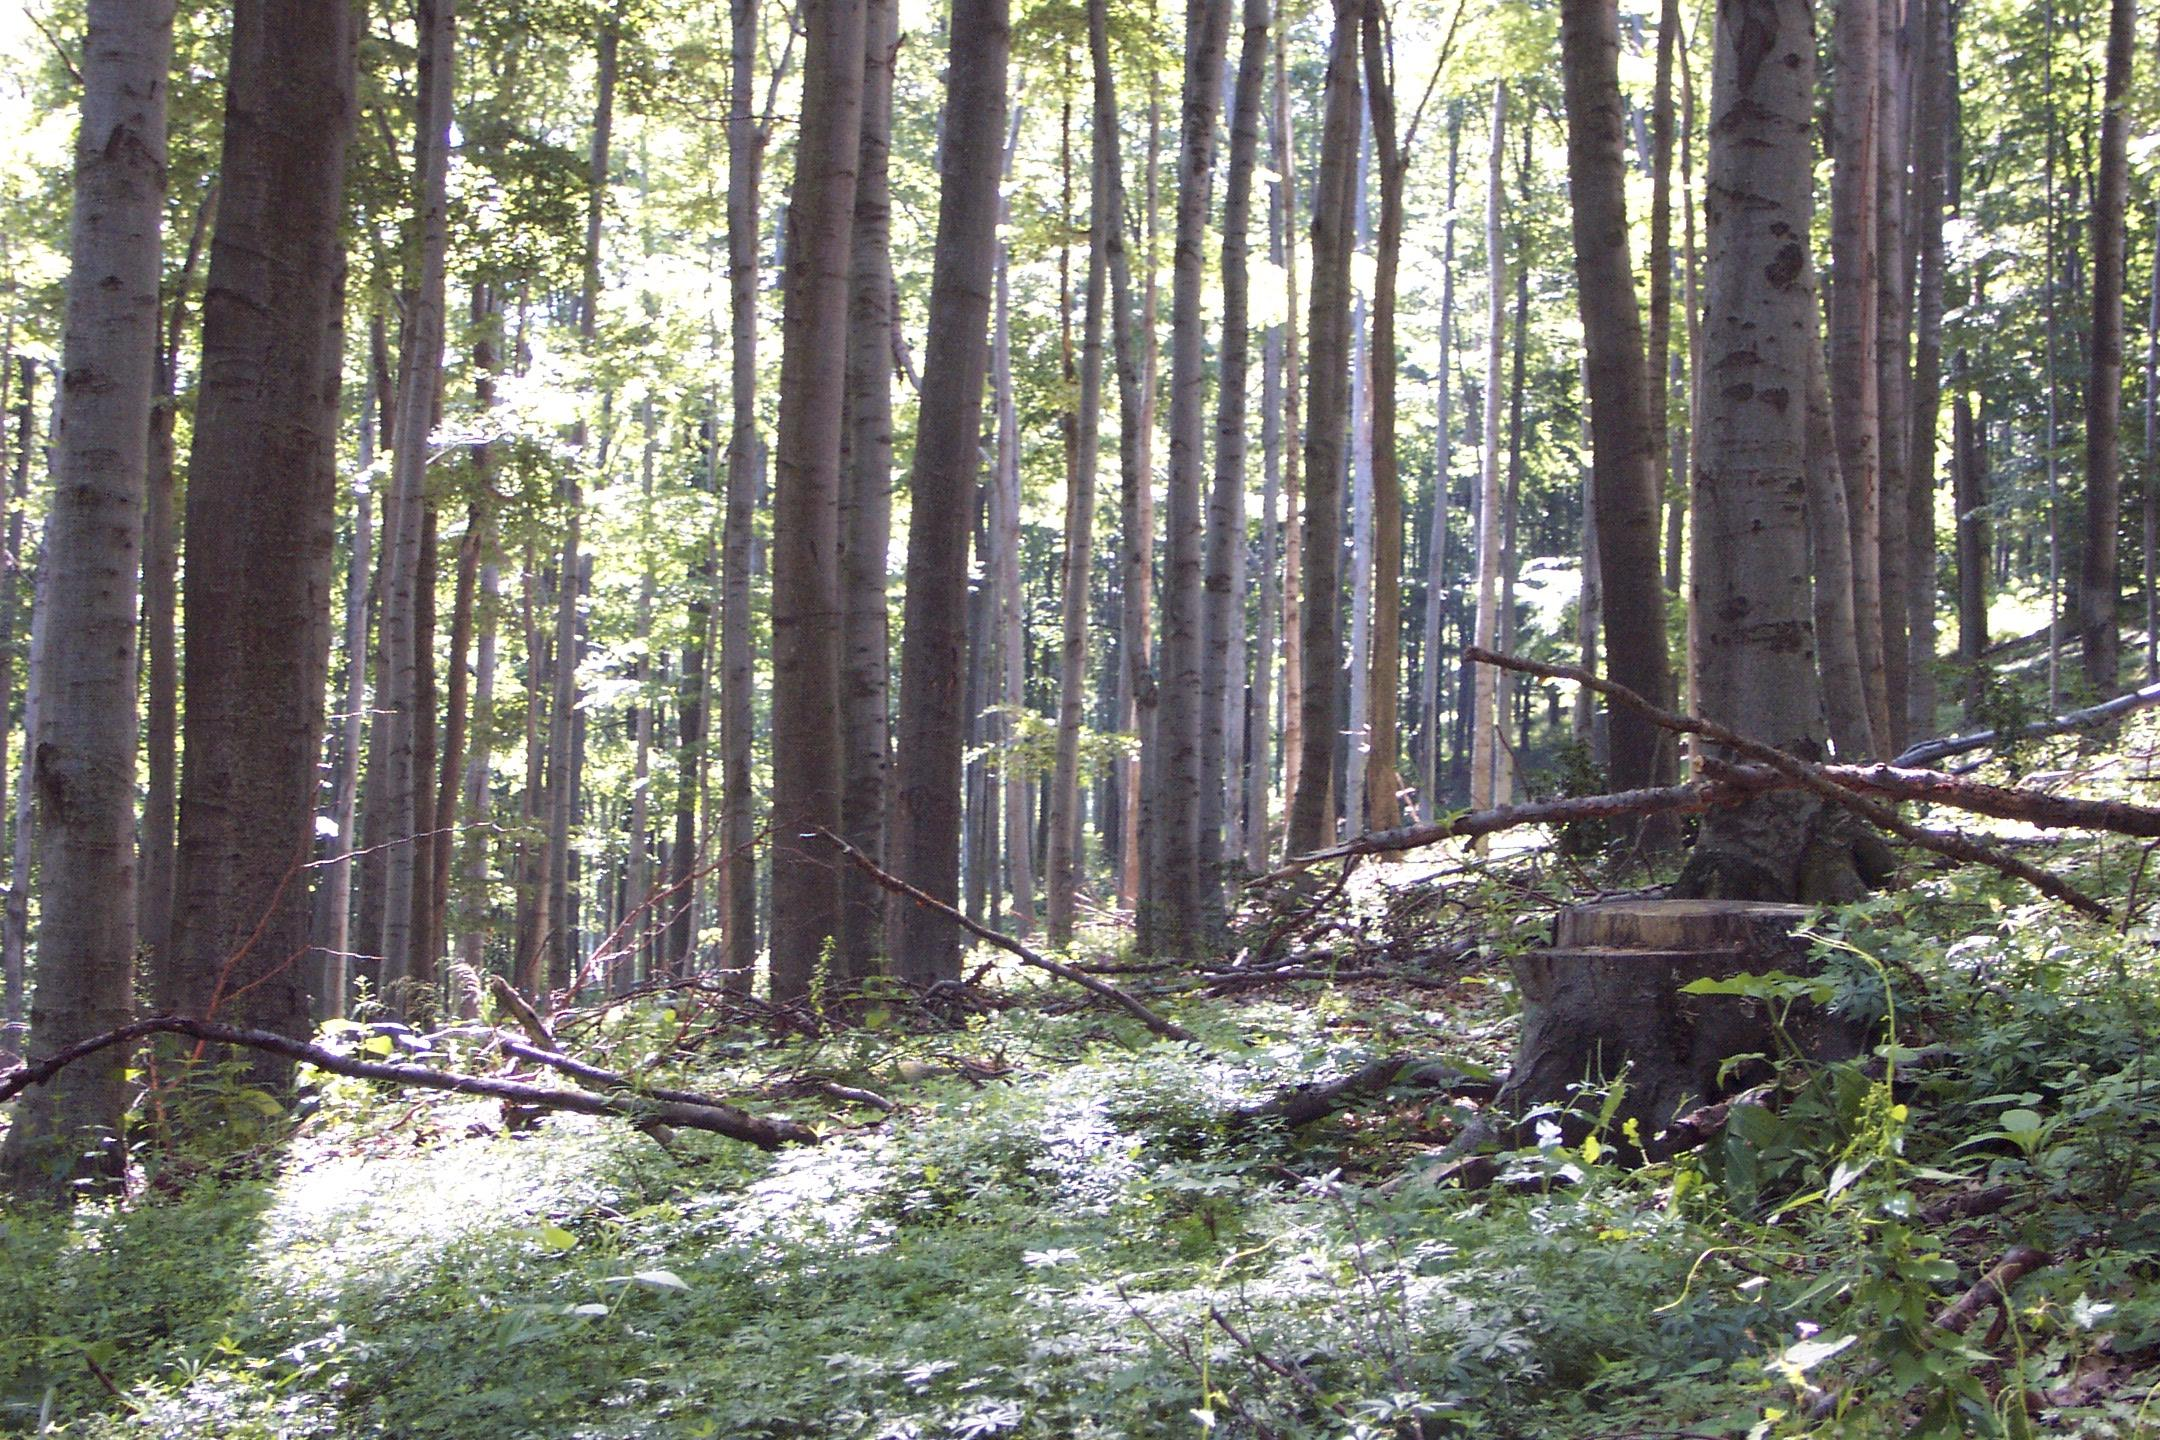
[1145,0,1233,951]
[0,0,170,1198]
[890,0,1009,981]
[1468,79,1506,815]
[1558,0,1675,799]
[1285,0,1364,856]
[1830,0,1889,752]
[720,0,765,990]
[838,0,897,977]
[1201,0,1270,904]
[162,0,355,1066]
[2077,0,2137,697]
[377,0,456,1003]
[1046,61,1109,945]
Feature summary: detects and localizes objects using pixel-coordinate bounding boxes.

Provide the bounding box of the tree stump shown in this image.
[1494,900,1875,1148]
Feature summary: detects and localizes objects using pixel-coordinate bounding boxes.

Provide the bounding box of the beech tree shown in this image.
[890,0,1009,981]
[1285,0,1362,857]
[1557,0,1674,799]
[0,0,170,1198]
[164,0,356,1063]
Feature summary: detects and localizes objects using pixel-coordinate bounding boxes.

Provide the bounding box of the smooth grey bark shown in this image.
[768,0,864,1002]
[1201,0,1270,906]
[1096,0,1153,911]
[1558,0,1677,796]
[1285,0,1363,856]
[838,0,896,979]
[1468,80,1505,815]
[0,362,33,1056]
[1420,114,1459,821]
[1046,73,1109,945]
[720,0,764,990]
[2077,0,2135,697]
[377,0,454,1002]
[1904,0,1948,738]
[1142,0,1233,953]
[1873,0,1911,751]
[1805,275,1876,759]
[163,0,355,1077]
[989,238,1034,935]
[139,179,212,995]
[890,0,1008,981]
[1830,0,1889,753]
[1679,0,1854,898]
[0,0,169,1198]
[1273,20,1305,843]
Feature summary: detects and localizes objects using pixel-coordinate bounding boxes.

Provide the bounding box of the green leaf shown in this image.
[537,1223,578,1253]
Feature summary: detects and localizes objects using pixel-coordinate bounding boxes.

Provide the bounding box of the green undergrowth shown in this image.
[9,749,2160,1435]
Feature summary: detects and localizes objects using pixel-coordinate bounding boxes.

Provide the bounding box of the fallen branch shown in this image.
[814,827,1200,1045]
[1895,681,2160,768]
[1228,1054,1497,1132]
[1274,781,1752,872]
[1466,647,2109,920]
[1710,760,2160,838]
[0,1017,818,1151]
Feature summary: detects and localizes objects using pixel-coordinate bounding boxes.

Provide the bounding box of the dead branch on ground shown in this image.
[0,1016,818,1151]
[814,827,1201,1045]
[1465,647,2109,920]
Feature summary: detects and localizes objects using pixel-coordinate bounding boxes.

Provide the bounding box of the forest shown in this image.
[0,0,2158,1432]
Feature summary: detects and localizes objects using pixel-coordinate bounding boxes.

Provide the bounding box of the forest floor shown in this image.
[7,726,2160,1437]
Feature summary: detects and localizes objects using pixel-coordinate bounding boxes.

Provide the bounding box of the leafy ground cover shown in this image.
[7,734,2160,1437]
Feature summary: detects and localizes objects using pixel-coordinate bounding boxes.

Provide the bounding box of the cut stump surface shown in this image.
[1496,899,1874,1151]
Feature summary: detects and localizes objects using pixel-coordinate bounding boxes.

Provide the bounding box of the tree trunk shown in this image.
[0,361,33,1056]
[2143,195,2157,683]
[1904,0,1948,737]
[769,0,866,1002]
[839,0,896,979]
[0,0,169,1198]
[377,0,454,1003]
[621,408,656,993]
[667,439,715,979]
[454,520,499,1020]
[1468,80,1506,817]
[1142,0,1232,953]
[1286,0,1362,856]
[1201,0,1270,904]
[1559,0,1676,798]
[1806,279,1879,759]
[1677,0,1857,900]
[1047,61,1110,945]
[720,0,763,991]
[990,239,1035,936]
[1830,0,1889,754]
[890,0,1008,981]
[2077,0,2135,697]
[1346,140,1373,838]
[430,505,480,990]
[1874,1,1912,752]
[1273,22,1305,850]
[1421,114,1459,821]
[162,0,353,1078]
[140,180,212,995]
[1361,3,1404,833]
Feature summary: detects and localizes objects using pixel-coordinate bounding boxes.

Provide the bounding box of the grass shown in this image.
[8,720,2160,1436]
